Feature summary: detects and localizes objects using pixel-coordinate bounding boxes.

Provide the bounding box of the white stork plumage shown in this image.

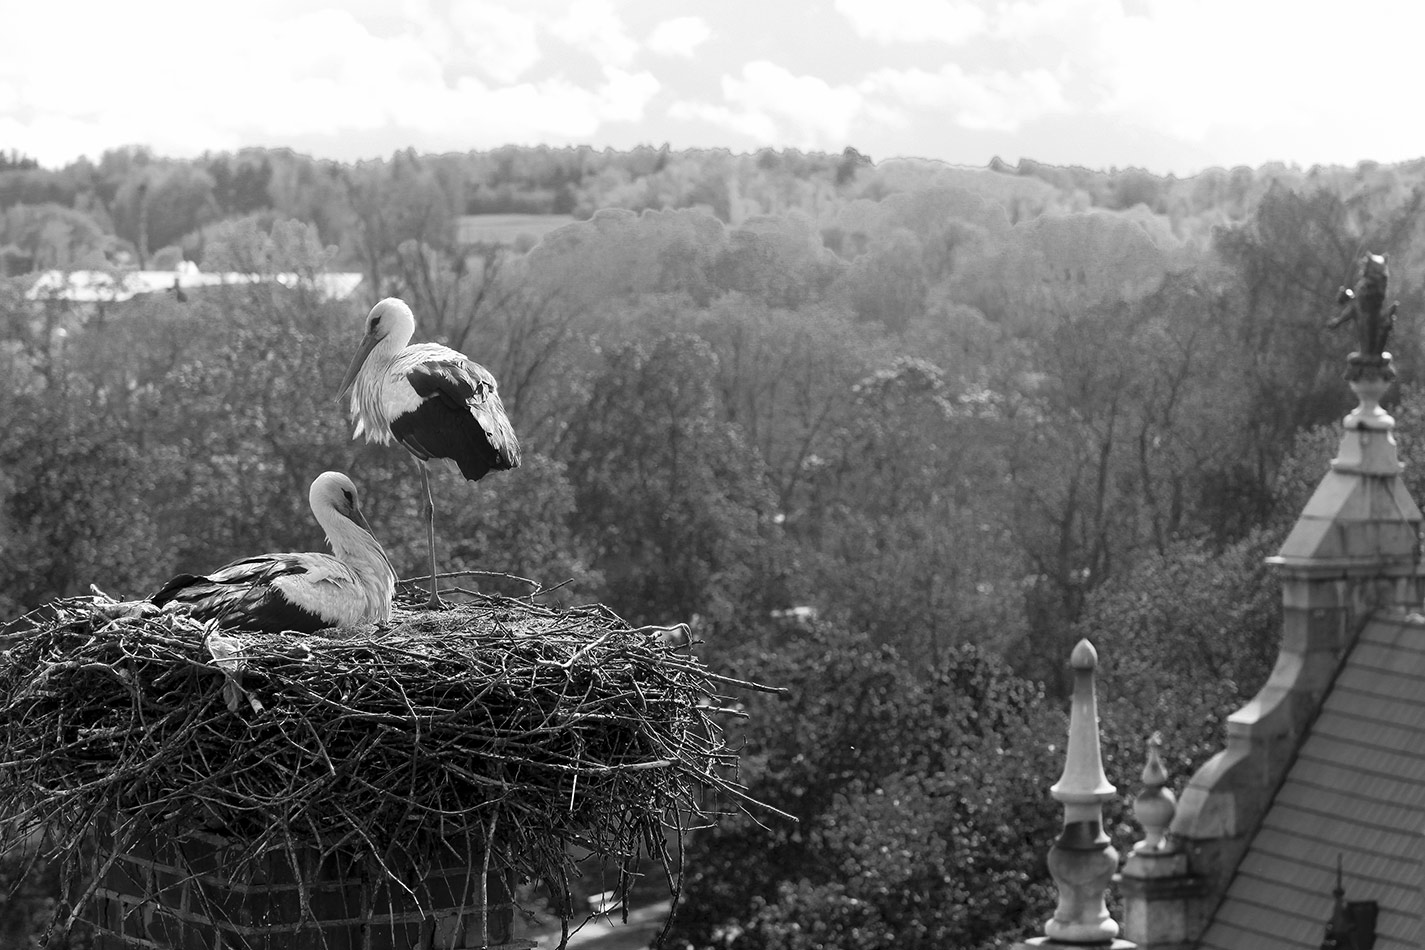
[337,297,521,607]
[150,471,395,633]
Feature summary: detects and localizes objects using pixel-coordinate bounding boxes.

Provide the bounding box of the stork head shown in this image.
[337,298,417,399]
[310,471,399,584]
[309,471,375,532]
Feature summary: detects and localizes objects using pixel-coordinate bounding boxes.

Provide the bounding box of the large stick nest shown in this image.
[0,591,778,942]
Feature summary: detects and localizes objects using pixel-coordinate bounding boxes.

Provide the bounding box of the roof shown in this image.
[1198,611,1425,950]
[24,267,363,303]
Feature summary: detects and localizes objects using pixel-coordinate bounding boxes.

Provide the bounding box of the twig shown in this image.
[0,593,784,944]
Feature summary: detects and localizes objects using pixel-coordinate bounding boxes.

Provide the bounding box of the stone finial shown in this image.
[1132,733,1176,853]
[1042,638,1122,945]
[1050,640,1116,803]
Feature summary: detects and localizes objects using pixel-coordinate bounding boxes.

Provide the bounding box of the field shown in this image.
[456,213,578,247]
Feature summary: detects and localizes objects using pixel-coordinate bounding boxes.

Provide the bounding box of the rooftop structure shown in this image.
[1119,251,1424,949]
[25,261,363,304]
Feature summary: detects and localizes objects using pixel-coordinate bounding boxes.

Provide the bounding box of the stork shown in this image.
[337,297,520,607]
[150,471,395,633]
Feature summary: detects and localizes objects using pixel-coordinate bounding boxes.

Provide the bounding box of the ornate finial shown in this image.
[1132,732,1176,853]
[1040,638,1121,944]
[1327,251,1401,435]
[1051,639,1115,803]
[1328,251,1399,382]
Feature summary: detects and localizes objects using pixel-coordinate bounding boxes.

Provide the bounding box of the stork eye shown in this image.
[343,490,355,505]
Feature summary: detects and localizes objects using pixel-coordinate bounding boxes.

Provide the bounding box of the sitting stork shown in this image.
[151,471,395,633]
[337,297,520,607]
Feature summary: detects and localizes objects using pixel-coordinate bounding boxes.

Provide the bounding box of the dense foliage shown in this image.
[5,144,1423,946]
[673,629,1062,950]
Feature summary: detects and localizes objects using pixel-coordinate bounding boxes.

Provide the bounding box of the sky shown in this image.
[4,0,1425,177]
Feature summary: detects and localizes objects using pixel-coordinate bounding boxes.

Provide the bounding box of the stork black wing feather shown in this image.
[150,555,329,633]
[396,359,513,481]
[391,398,505,481]
[406,360,488,407]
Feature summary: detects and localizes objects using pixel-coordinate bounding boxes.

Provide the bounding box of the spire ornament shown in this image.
[1328,252,1400,430]
[1044,639,1123,944]
[1131,733,1175,854]
[1013,640,1132,949]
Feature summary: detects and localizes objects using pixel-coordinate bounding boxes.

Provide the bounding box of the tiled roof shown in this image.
[24,268,363,303]
[1198,613,1425,950]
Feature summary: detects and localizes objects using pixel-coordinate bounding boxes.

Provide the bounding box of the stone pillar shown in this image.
[1119,735,1201,950]
[1013,639,1134,950]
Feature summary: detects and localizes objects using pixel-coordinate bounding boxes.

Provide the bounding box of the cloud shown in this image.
[549,0,640,68]
[861,65,1069,132]
[647,16,711,58]
[359,66,661,144]
[449,0,541,83]
[14,0,1425,174]
[672,57,1069,152]
[0,2,663,165]
[672,61,863,149]
[834,0,988,44]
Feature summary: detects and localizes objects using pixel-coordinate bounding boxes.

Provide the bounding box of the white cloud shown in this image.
[448,0,541,83]
[834,0,988,45]
[381,66,660,143]
[13,0,1425,174]
[976,0,1425,164]
[0,2,661,165]
[672,61,863,149]
[549,0,640,68]
[861,65,1069,132]
[672,57,1068,150]
[669,101,779,145]
[647,16,711,58]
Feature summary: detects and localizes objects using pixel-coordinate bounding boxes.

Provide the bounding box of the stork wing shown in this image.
[406,357,497,410]
[404,358,521,469]
[206,554,312,588]
[150,554,312,621]
[152,554,306,603]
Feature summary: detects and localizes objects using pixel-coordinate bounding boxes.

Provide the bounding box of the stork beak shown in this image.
[337,332,379,403]
[351,504,378,538]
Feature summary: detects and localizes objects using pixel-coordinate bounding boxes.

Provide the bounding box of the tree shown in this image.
[670,629,1062,950]
[1210,182,1425,470]
[0,203,111,273]
[342,152,457,293]
[1081,530,1282,786]
[111,164,219,263]
[673,295,887,510]
[837,228,928,331]
[0,374,169,615]
[564,334,785,628]
[375,451,601,603]
[798,358,1021,661]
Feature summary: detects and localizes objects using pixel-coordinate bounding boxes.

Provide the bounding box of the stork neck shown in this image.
[319,510,393,581]
[370,328,411,368]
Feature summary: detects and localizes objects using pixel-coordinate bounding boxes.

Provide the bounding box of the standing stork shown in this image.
[150,471,395,633]
[337,297,521,607]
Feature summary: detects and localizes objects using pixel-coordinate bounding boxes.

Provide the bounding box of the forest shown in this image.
[5,143,1425,948]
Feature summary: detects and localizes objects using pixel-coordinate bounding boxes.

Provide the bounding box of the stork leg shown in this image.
[416,460,444,609]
